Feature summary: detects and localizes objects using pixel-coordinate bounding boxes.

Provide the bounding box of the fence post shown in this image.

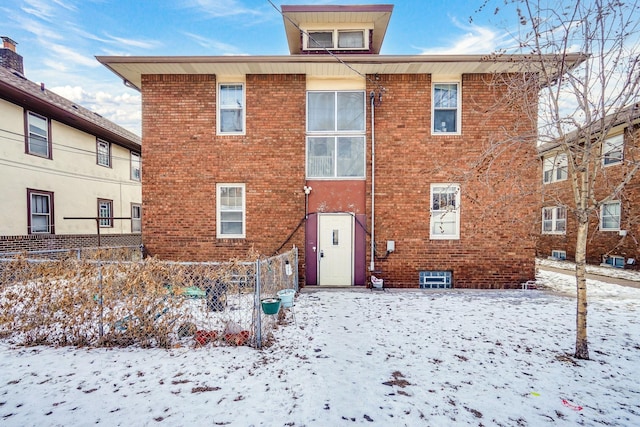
[98,261,104,338]
[255,258,262,349]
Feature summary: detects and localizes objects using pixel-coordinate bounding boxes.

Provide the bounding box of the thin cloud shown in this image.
[182,32,244,54]
[180,0,263,18]
[49,44,102,68]
[418,17,511,55]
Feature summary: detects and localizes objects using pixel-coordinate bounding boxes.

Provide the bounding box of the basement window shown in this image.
[419,271,452,289]
[603,255,625,268]
[551,250,566,260]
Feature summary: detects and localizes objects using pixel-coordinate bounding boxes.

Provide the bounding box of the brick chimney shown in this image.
[1,36,25,75]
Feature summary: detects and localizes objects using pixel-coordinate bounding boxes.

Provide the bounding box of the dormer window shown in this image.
[304,29,367,51]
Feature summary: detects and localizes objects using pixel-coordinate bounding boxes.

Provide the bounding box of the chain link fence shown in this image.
[0,247,298,349]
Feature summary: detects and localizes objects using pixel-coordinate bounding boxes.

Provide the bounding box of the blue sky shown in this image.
[2,0,521,135]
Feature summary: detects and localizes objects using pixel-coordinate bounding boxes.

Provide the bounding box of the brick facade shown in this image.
[538,124,640,266]
[141,72,539,288]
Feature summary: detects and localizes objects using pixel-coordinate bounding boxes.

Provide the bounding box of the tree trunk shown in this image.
[574,218,590,360]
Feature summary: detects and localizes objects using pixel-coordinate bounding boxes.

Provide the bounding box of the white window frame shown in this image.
[603,255,625,268]
[306,90,366,179]
[97,139,111,167]
[217,183,246,239]
[543,153,568,183]
[602,134,624,166]
[28,189,54,234]
[131,151,141,181]
[26,111,51,158]
[98,199,113,228]
[432,81,461,135]
[430,184,461,240]
[551,250,566,260]
[303,29,368,51]
[217,83,245,135]
[542,206,566,234]
[131,203,142,233]
[600,201,621,231]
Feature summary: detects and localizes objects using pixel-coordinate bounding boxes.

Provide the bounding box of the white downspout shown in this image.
[370,91,376,272]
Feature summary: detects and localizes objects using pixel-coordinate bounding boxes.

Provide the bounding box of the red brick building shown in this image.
[538,104,640,268]
[99,4,583,288]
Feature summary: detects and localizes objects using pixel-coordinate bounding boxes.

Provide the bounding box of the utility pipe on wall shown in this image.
[369,91,376,273]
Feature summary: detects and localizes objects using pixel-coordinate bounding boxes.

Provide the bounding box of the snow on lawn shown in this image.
[1,269,639,426]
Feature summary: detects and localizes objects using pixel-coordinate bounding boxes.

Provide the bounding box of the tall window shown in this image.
[602,134,623,166]
[430,184,460,239]
[543,153,568,183]
[433,83,460,134]
[307,91,365,178]
[97,139,111,167]
[131,152,141,181]
[98,199,113,227]
[26,111,51,158]
[217,184,245,238]
[542,206,566,234]
[600,201,621,231]
[131,203,142,233]
[218,83,244,134]
[28,189,54,234]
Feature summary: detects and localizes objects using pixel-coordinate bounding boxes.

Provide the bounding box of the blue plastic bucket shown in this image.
[277,289,295,308]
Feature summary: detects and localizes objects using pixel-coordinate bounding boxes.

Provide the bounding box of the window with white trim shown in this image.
[306,91,365,178]
[542,206,566,234]
[543,153,568,183]
[551,250,566,260]
[131,151,141,181]
[602,134,623,166]
[131,203,141,233]
[98,199,113,228]
[603,255,625,268]
[26,111,51,158]
[218,83,245,134]
[97,139,111,167]
[430,184,460,239]
[304,29,367,50]
[432,82,460,134]
[217,184,245,238]
[28,189,54,234]
[600,201,621,231]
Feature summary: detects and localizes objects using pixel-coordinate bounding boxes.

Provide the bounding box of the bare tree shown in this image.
[477,0,640,359]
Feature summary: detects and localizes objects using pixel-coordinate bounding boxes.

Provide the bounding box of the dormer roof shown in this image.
[281,4,393,55]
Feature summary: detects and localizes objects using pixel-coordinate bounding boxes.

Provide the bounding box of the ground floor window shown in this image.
[131,203,141,232]
[430,184,460,239]
[542,206,566,234]
[419,271,452,289]
[600,201,621,231]
[28,189,54,234]
[217,183,245,238]
[98,199,113,227]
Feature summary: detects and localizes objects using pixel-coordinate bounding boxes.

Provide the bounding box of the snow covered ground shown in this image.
[1,266,639,426]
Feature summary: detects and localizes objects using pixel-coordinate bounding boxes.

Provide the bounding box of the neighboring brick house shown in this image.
[538,104,640,268]
[98,4,583,288]
[0,36,142,253]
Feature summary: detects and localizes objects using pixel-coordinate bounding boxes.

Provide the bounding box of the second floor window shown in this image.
[306,91,365,179]
[602,134,623,166]
[543,153,568,183]
[97,139,111,167]
[218,83,244,134]
[131,152,141,181]
[433,83,460,134]
[26,111,51,158]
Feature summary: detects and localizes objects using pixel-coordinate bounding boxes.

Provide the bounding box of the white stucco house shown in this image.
[0,36,142,252]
